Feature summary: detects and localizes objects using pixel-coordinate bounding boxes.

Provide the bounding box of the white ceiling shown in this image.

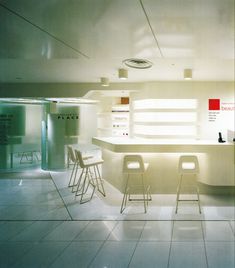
[0,0,234,83]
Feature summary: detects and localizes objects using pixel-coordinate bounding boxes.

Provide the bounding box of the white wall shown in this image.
[79,104,98,143]
[130,81,234,140]
[0,81,234,140]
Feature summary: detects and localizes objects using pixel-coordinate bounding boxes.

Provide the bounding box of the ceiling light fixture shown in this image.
[184,69,192,80]
[118,68,128,80]
[100,77,109,86]
[123,58,153,69]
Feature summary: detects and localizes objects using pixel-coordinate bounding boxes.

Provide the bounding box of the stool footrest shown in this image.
[129,197,152,201]
[178,199,199,201]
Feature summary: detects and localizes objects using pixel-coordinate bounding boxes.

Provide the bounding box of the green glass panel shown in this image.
[0,105,25,138]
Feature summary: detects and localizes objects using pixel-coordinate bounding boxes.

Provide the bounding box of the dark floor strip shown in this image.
[49,172,73,220]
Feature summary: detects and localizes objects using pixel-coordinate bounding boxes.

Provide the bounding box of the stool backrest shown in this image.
[178,155,199,174]
[123,155,145,173]
[67,146,76,163]
[74,149,85,168]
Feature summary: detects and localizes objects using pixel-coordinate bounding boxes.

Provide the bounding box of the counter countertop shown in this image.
[92,137,234,153]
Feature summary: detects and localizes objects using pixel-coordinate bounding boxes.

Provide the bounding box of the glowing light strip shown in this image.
[134,125,196,135]
[133,112,197,122]
[133,99,197,109]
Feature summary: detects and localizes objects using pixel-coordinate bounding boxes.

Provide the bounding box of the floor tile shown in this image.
[0,221,33,241]
[0,242,34,267]
[173,204,204,221]
[129,242,170,268]
[202,221,234,241]
[206,242,235,268]
[38,205,71,220]
[0,205,26,220]
[169,242,207,268]
[172,221,203,241]
[229,220,235,234]
[43,221,88,241]
[108,221,145,241]
[140,221,173,241]
[12,205,63,220]
[89,241,137,268]
[12,241,69,268]
[75,221,117,241]
[0,170,234,268]
[50,241,102,268]
[67,195,120,221]
[10,221,62,241]
[203,206,235,220]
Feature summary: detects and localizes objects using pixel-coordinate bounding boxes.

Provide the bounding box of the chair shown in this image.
[67,146,78,187]
[67,146,94,188]
[74,149,106,204]
[120,155,151,213]
[175,155,201,213]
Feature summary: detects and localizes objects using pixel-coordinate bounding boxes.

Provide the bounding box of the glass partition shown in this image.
[0,100,98,171]
[41,102,98,170]
[0,103,42,170]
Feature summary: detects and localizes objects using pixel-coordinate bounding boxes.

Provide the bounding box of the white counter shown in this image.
[92,137,235,191]
[92,137,233,152]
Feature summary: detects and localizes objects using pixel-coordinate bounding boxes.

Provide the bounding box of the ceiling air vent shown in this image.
[123,58,153,69]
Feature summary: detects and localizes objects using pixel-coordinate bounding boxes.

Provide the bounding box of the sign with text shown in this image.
[208,98,235,122]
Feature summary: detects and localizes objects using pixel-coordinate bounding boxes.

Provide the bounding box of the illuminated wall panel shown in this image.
[133,99,197,110]
[132,99,198,139]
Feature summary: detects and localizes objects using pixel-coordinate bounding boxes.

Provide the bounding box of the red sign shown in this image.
[208,99,220,110]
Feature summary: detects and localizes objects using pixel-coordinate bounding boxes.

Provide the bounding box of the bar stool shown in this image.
[67,146,94,188]
[74,149,106,204]
[120,155,151,213]
[67,146,78,187]
[175,155,201,214]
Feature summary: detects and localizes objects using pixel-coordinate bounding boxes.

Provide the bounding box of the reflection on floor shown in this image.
[0,169,234,267]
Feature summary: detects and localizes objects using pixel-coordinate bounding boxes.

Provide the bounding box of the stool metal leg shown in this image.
[146,185,152,206]
[142,174,147,213]
[175,175,183,214]
[80,168,96,204]
[68,162,76,187]
[74,168,85,195]
[94,165,106,196]
[197,186,202,213]
[176,174,202,214]
[121,173,151,214]
[120,174,130,213]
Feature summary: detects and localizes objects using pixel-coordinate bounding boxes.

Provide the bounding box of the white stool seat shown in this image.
[175,155,201,213]
[83,158,104,167]
[120,155,151,213]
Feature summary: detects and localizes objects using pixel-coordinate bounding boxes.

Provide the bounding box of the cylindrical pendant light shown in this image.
[118,68,128,79]
[100,77,109,86]
[184,69,192,80]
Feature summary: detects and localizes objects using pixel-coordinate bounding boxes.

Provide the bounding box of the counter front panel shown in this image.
[92,137,235,192]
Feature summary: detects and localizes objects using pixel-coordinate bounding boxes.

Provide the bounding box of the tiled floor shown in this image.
[0,220,234,267]
[0,169,234,268]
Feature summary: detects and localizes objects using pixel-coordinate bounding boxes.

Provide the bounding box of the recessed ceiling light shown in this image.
[123,58,153,69]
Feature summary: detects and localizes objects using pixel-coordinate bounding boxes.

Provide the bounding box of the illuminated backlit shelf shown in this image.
[133,99,199,139]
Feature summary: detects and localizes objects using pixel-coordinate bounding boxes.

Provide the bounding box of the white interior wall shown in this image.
[79,104,98,143]
[130,82,234,140]
[0,81,234,141]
